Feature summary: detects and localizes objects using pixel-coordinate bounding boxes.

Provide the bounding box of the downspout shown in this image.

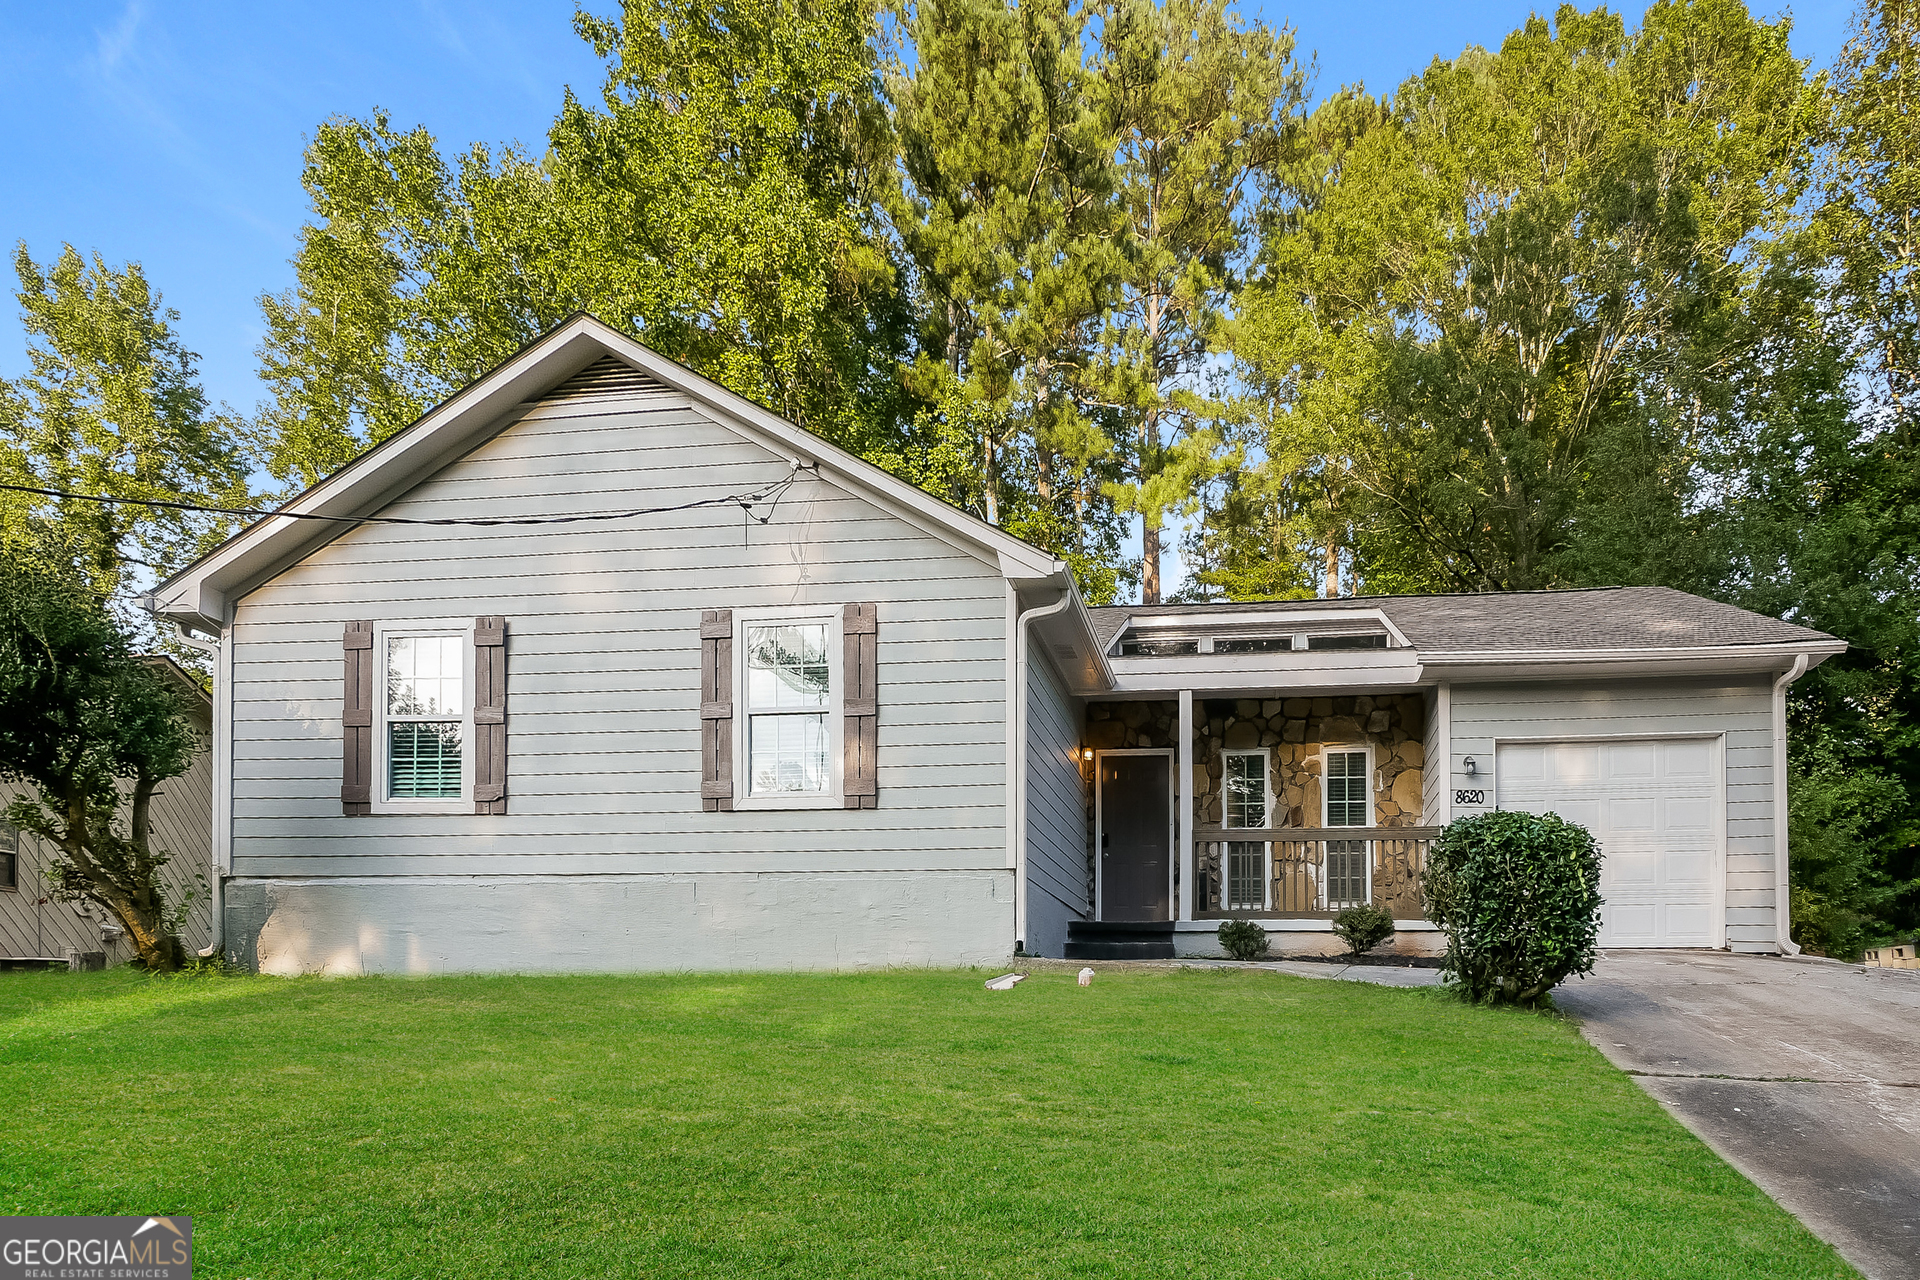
[1013,588,1074,955]
[1772,654,1808,956]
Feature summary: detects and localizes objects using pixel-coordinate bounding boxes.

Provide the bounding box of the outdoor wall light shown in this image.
[1463,755,1478,776]
[1082,745,1095,762]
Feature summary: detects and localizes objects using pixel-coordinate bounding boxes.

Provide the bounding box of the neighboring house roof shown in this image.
[138,654,214,723]
[1091,587,1841,655]
[144,314,1074,635]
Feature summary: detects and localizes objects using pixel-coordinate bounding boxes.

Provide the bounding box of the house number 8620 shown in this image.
[1454,789,1486,805]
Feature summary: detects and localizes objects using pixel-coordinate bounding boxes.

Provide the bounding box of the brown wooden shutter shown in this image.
[700,609,734,811]
[341,621,374,814]
[844,603,878,809]
[473,617,508,814]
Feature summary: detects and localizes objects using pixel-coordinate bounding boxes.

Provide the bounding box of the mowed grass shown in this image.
[0,966,1856,1279]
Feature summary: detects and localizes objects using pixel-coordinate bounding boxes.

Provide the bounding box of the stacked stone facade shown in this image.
[1084,694,1430,917]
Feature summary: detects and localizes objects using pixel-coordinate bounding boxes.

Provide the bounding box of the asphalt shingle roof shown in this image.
[1088,586,1839,653]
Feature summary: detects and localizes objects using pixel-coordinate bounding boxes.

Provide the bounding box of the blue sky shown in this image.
[0,0,1858,416]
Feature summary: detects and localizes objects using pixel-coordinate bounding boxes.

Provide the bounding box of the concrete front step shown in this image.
[1063,920,1176,961]
[1063,939,1176,960]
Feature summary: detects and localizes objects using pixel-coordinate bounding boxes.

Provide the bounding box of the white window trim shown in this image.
[732,605,845,811]
[1319,744,1375,828]
[1221,747,1272,912]
[370,620,475,815]
[1221,747,1272,831]
[1320,743,1373,911]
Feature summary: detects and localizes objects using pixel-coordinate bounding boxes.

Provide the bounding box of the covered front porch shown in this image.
[1074,692,1442,959]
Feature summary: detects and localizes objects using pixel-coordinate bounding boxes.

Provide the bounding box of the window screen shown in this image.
[387,635,464,799]
[746,623,831,794]
[1325,750,1370,827]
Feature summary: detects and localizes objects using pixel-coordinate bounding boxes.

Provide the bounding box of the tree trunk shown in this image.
[1142,522,1162,603]
[1324,542,1340,598]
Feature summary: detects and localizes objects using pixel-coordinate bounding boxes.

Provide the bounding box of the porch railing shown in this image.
[1192,826,1439,920]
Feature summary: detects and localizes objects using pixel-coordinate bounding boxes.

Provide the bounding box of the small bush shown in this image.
[1424,810,1603,1006]
[1332,904,1395,957]
[1217,919,1270,961]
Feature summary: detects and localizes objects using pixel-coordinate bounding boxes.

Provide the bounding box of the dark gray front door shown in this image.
[1100,754,1171,921]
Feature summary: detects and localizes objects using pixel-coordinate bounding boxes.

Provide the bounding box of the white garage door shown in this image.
[1495,739,1719,948]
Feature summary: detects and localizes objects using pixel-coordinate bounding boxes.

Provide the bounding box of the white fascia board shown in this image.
[149,315,1060,629]
[1421,639,1848,683]
[1108,650,1425,695]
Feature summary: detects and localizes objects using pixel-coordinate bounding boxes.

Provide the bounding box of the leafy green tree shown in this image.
[255,0,904,490]
[1084,0,1304,602]
[888,0,1129,599]
[1821,0,1920,426]
[1233,0,1813,594]
[0,563,202,971]
[0,244,249,616]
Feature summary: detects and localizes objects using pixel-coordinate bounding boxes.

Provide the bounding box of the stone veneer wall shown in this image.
[1085,695,1431,919]
[1194,694,1427,829]
[1084,696,1428,829]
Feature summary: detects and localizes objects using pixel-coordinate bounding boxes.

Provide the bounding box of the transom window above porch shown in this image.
[1115,629,1390,656]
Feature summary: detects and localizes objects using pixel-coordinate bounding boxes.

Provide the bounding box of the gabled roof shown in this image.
[1091,587,1841,656]
[146,315,1072,632]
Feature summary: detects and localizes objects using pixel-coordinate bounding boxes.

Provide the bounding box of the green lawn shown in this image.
[0,965,1856,1279]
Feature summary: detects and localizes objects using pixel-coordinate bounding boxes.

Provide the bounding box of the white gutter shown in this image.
[1771,653,1809,956]
[1426,640,1847,667]
[1012,586,1075,954]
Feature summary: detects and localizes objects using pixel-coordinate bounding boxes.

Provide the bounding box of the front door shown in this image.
[1099,753,1171,921]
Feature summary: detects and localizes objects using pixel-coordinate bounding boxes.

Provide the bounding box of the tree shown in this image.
[255,0,904,491]
[0,564,202,971]
[889,0,1128,598]
[1084,0,1304,603]
[1821,0,1920,428]
[0,244,249,624]
[1233,0,1813,594]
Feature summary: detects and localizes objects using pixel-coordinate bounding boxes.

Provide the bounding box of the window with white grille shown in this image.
[383,632,467,803]
[1324,748,1371,909]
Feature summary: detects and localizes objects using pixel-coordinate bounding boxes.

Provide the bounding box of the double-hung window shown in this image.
[1323,748,1372,909]
[1223,749,1269,912]
[739,611,842,806]
[0,820,16,892]
[377,628,471,809]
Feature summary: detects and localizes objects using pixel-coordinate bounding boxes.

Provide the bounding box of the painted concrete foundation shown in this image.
[224,871,1016,974]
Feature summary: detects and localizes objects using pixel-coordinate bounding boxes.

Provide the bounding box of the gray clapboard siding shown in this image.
[231,849,1016,878]
[1451,677,1777,948]
[0,714,213,962]
[225,366,1016,972]
[1024,652,1091,957]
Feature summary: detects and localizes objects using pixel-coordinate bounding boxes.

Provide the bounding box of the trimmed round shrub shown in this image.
[1424,810,1603,1006]
[1332,903,1395,957]
[1217,919,1270,961]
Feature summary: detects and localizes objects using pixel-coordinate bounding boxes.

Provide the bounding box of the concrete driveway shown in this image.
[1555,951,1920,1280]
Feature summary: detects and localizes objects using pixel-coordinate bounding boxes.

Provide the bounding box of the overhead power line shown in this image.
[0,470,813,530]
